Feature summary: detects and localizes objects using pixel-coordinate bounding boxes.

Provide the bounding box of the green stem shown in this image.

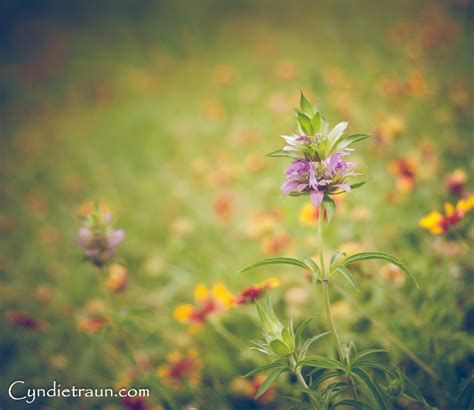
[333,283,441,381]
[292,356,319,408]
[318,204,344,361]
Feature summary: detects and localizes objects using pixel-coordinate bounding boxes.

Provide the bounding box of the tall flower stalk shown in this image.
[239,93,429,409]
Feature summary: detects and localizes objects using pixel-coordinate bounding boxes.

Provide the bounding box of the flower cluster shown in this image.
[419,196,474,234]
[174,280,280,329]
[76,203,125,267]
[272,93,367,208]
[157,349,201,389]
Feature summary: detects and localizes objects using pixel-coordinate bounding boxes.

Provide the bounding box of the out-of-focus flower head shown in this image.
[234,279,280,305]
[419,196,474,234]
[5,310,48,331]
[271,92,367,210]
[230,374,276,404]
[106,264,129,293]
[121,395,162,410]
[389,158,417,193]
[262,233,292,256]
[374,115,405,143]
[380,263,406,286]
[444,169,468,198]
[174,283,234,329]
[157,349,201,389]
[77,315,110,333]
[76,202,125,268]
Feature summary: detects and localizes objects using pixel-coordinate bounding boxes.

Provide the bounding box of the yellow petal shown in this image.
[444,202,454,216]
[173,304,194,322]
[419,211,442,229]
[194,284,209,302]
[212,283,234,307]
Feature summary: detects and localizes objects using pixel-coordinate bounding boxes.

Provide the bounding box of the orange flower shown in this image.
[389,159,416,193]
[419,196,474,234]
[231,374,276,403]
[234,279,280,305]
[106,264,129,293]
[262,233,292,256]
[77,316,110,333]
[174,283,234,328]
[157,349,201,389]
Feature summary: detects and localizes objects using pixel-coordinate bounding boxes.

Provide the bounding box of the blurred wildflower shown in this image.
[299,203,320,225]
[121,396,162,410]
[419,196,474,234]
[374,115,405,143]
[157,349,201,389]
[406,69,428,97]
[38,225,60,245]
[231,374,276,403]
[245,154,266,172]
[35,284,53,303]
[174,283,234,328]
[389,158,417,193]
[262,233,292,255]
[77,315,110,333]
[213,64,235,85]
[380,263,406,286]
[275,60,298,81]
[106,264,129,293]
[5,310,48,331]
[26,192,47,214]
[202,100,225,121]
[444,169,468,198]
[246,210,281,238]
[170,217,194,237]
[76,203,124,267]
[234,279,280,305]
[49,354,68,371]
[213,193,232,222]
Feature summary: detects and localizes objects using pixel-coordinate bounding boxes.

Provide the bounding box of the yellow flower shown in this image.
[420,196,473,234]
[299,203,318,225]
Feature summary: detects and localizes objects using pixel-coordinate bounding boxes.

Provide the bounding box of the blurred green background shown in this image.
[0,0,473,409]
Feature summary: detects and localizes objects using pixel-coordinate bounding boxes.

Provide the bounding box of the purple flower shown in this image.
[76,210,125,267]
[281,150,357,207]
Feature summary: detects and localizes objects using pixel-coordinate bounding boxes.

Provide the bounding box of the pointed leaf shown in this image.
[267,149,295,158]
[342,252,419,288]
[244,361,284,377]
[300,355,347,370]
[334,399,371,409]
[353,360,396,377]
[330,251,345,268]
[351,349,388,364]
[336,133,370,151]
[327,122,348,144]
[295,317,314,347]
[323,194,336,223]
[255,367,284,399]
[335,265,359,291]
[312,112,322,133]
[300,92,313,114]
[304,257,320,285]
[352,368,387,410]
[240,257,311,273]
[297,111,314,135]
[350,181,367,190]
[301,332,331,356]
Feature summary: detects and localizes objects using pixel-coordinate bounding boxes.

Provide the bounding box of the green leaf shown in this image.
[244,361,284,377]
[240,257,311,273]
[402,373,429,406]
[266,149,295,158]
[310,370,342,388]
[295,317,313,347]
[255,367,283,399]
[335,133,370,152]
[342,251,419,288]
[335,265,359,291]
[456,376,473,410]
[304,257,320,285]
[334,399,372,409]
[312,112,322,133]
[328,121,348,142]
[300,355,347,370]
[270,339,291,356]
[330,251,345,268]
[323,194,336,223]
[300,332,331,356]
[353,360,396,377]
[352,368,387,410]
[350,181,367,190]
[297,111,314,135]
[351,349,388,363]
[300,92,313,114]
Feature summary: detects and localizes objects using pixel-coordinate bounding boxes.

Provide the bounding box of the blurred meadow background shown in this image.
[0,0,473,409]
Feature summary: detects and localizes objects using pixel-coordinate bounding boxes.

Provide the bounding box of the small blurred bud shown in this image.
[106,264,129,293]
